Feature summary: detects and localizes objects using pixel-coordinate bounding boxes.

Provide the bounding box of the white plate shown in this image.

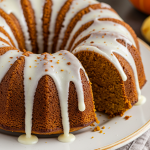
[0,39,150,150]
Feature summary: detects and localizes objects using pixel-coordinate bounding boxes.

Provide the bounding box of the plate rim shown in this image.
[97,38,150,150]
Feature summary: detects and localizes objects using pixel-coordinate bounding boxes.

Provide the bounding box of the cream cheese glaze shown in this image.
[0,49,87,144]
[0,41,10,47]
[70,19,136,51]
[29,0,45,53]
[48,0,67,53]
[0,17,19,49]
[23,50,87,141]
[0,32,13,47]
[56,0,98,52]
[72,32,145,102]
[1,0,32,51]
[65,8,123,50]
[0,50,23,83]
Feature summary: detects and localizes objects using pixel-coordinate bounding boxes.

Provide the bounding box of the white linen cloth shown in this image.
[117,129,150,150]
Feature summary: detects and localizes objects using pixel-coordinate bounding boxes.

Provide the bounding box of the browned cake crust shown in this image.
[42,0,52,52]
[9,13,26,48]
[0,37,12,46]
[71,34,91,52]
[32,69,96,134]
[69,18,139,52]
[52,0,73,53]
[68,21,94,51]
[0,49,96,134]
[0,46,18,52]
[21,0,38,53]
[0,9,25,50]
[0,26,16,47]
[117,39,146,88]
[60,4,117,51]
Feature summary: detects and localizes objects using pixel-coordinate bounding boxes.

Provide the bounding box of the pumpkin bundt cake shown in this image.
[0,0,146,144]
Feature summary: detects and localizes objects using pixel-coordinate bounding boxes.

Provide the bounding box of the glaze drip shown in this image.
[0,32,13,47]
[0,0,146,145]
[0,0,32,51]
[56,0,98,51]
[29,0,45,53]
[18,134,38,145]
[71,19,137,51]
[48,0,67,53]
[24,50,86,139]
[66,8,123,50]
[0,50,23,83]
[0,48,87,143]
[72,32,142,101]
[0,17,19,49]
[0,41,10,47]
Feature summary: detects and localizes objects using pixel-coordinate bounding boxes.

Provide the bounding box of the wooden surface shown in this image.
[98,0,150,45]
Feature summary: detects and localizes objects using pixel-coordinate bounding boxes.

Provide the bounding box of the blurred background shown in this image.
[97,0,150,45]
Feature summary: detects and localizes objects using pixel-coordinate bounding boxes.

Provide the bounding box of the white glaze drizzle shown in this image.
[0,0,146,144]
[0,0,32,51]
[56,0,99,52]
[0,46,87,143]
[66,8,122,50]
[100,2,111,8]
[135,95,146,106]
[0,50,23,83]
[72,32,142,100]
[47,0,67,53]
[18,134,38,145]
[29,0,45,54]
[0,17,19,49]
[24,50,86,139]
[0,41,10,47]
[0,32,13,47]
[71,19,136,51]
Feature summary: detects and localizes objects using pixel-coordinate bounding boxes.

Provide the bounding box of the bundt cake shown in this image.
[0,0,146,144]
[0,48,96,144]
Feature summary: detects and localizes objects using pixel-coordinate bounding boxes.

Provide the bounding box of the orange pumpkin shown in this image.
[129,0,150,15]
